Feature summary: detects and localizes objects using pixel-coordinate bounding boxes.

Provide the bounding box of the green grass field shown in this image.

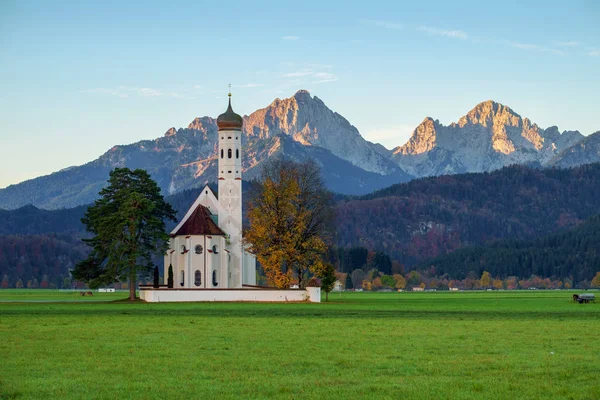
[1,290,599,399]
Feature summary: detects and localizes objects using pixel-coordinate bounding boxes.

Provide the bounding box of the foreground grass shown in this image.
[1,291,599,399]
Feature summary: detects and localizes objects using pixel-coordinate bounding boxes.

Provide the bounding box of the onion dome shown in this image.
[217,94,243,131]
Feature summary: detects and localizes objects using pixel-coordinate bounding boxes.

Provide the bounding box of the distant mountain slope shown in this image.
[0,91,409,210]
[390,101,584,177]
[336,163,600,265]
[548,131,600,168]
[418,214,600,283]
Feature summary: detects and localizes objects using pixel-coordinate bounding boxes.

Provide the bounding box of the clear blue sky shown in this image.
[1,0,598,188]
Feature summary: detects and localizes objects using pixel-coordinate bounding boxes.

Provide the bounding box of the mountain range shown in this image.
[0,90,599,210]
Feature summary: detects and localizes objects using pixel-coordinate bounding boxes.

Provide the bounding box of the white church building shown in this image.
[165,93,256,289]
[139,93,320,302]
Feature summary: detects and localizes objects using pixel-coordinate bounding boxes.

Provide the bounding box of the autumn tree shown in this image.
[480,271,491,289]
[492,278,503,290]
[244,159,334,289]
[393,274,406,290]
[591,272,600,288]
[72,168,176,300]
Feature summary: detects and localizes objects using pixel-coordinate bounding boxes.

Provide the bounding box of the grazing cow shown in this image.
[86,291,93,296]
[80,291,85,296]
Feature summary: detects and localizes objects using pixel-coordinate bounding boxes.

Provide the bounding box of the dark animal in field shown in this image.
[79,291,94,296]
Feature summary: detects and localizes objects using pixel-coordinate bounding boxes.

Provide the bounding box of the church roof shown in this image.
[173,204,226,236]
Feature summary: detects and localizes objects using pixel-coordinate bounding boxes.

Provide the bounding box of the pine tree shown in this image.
[167,264,174,288]
[345,273,353,290]
[72,168,176,300]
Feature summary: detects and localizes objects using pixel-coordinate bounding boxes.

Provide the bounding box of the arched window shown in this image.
[212,270,218,287]
[228,149,232,159]
[195,245,203,254]
[221,149,223,158]
[194,270,202,286]
[180,270,185,287]
[180,245,186,254]
[236,149,239,159]
[212,245,218,254]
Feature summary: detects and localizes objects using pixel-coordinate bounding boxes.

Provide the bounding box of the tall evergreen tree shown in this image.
[72,168,176,300]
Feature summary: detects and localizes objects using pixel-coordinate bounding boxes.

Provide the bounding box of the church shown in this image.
[164,93,257,289]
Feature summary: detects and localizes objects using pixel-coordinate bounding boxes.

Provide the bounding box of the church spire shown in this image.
[217,85,243,131]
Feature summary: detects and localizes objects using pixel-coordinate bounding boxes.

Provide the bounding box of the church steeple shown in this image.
[217,88,245,287]
[217,92,243,131]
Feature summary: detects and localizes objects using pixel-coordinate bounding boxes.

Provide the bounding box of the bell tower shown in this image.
[216,91,244,287]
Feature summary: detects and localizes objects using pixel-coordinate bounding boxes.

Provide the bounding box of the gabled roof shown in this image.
[173,204,225,236]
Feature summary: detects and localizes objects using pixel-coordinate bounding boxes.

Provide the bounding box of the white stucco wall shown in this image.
[139,288,321,303]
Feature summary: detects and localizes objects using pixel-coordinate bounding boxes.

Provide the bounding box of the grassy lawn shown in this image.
[1,290,599,399]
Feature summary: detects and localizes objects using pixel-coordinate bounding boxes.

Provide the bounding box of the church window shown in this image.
[180,245,186,254]
[195,245,203,254]
[180,270,185,287]
[221,136,223,140]
[228,149,232,158]
[228,136,231,139]
[228,171,232,174]
[212,245,219,254]
[236,149,239,159]
[236,137,238,140]
[194,270,202,286]
[221,149,223,158]
[212,270,218,287]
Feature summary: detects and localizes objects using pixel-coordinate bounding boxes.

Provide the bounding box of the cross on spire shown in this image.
[228,83,231,97]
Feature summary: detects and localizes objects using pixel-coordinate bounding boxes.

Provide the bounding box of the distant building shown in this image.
[412,287,424,292]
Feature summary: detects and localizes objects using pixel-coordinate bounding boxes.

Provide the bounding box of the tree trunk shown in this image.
[129,262,136,300]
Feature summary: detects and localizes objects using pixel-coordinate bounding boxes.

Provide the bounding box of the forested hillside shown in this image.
[336,163,600,264]
[418,214,600,285]
[2,163,600,286]
[0,234,89,288]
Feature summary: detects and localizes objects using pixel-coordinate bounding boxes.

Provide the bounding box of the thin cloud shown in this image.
[312,72,338,84]
[282,71,313,78]
[362,19,403,30]
[588,50,600,57]
[509,42,564,55]
[418,26,468,40]
[279,65,339,85]
[554,40,580,47]
[281,36,299,40]
[233,83,264,88]
[83,86,186,98]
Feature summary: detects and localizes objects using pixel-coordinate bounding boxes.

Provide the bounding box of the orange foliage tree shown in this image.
[244,159,333,289]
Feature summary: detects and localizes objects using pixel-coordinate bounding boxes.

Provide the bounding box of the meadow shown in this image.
[1,290,599,399]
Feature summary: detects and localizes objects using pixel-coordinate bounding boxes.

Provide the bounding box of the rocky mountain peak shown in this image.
[392,117,439,156]
[241,90,399,175]
[164,127,177,137]
[188,117,215,131]
[457,100,522,128]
